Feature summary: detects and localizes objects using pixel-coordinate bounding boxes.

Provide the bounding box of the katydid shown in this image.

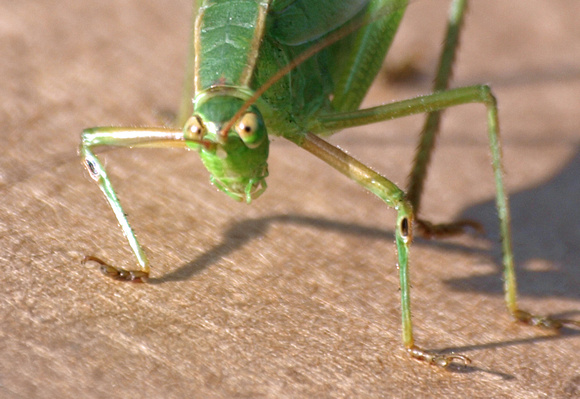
[80,0,578,367]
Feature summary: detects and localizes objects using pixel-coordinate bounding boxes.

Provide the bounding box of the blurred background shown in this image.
[1,1,579,397]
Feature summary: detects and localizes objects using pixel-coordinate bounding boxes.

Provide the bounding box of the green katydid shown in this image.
[80,0,578,367]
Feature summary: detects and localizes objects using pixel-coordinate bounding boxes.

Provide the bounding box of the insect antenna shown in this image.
[220,0,412,138]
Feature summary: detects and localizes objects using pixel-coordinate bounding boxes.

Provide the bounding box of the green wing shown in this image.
[269,0,370,45]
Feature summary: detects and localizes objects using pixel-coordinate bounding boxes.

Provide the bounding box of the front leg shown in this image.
[80,127,187,282]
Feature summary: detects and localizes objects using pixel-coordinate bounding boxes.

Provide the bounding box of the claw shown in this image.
[407,346,471,368]
[513,309,580,330]
[82,255,149,283]
[415,219,484,239]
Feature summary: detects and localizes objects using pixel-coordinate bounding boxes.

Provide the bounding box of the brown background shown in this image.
[1,0,580,397]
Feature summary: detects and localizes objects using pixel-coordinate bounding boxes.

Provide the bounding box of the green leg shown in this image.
[330,0,474,239]
[303,85,576,365]
[407,0,467,216]
[80,127,186,281]
[288,132,467,367]
[408,0,482,238]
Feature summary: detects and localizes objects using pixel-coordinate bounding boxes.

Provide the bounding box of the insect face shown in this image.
[184,95,269,203]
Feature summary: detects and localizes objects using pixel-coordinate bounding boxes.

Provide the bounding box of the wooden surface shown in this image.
[1,1,580,397]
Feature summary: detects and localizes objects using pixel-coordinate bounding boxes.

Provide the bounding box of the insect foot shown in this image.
[415,218,484,239]
[513,309,580,330]
[82,256,149,283]
[407,346,471,368]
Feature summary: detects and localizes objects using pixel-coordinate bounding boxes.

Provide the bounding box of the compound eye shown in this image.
[234,112,262,148]
[184,115,205,141]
